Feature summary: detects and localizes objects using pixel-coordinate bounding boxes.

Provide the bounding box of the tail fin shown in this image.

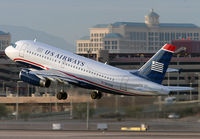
[137,44,176,84]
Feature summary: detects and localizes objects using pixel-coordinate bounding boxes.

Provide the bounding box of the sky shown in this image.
[0,0,200,48]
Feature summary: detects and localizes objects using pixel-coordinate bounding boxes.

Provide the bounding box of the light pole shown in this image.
[27,84,30,96]
[55,83,58,112]
[2,81,5,95]
[189,82,192,101]
[16,81,23,120]
[115,95,119,113]
[86,101,89,130]
[70,97,73,119]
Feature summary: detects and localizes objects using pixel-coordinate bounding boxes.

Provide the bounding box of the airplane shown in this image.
[5,40,193,100]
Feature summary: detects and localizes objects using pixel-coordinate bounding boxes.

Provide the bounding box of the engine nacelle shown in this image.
[19,69,51,87]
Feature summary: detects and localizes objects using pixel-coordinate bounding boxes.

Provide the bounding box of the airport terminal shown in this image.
[1,9,200,139]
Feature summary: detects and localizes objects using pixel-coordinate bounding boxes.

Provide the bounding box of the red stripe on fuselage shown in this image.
[59,70,140,96]
[14,58,142,96]
[14,58,49,70]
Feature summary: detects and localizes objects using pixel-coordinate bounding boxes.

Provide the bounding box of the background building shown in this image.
[77,9,200,55]
[0,31,10,51]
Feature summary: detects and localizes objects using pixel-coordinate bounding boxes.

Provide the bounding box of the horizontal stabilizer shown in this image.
[128,68,180,73]
[166,68,179,73]
[166,86,194,92]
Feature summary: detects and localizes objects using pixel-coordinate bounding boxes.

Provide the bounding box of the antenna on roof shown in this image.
[34,38,37,42]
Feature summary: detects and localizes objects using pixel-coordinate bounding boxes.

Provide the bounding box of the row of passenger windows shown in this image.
[27,50,60,63]
[26,50,114,81]
[66,63,114,81]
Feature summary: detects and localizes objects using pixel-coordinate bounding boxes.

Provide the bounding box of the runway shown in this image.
[0,130,200,139]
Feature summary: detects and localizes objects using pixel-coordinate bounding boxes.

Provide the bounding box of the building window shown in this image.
[194,33,199,37]
[176,33,181,39]
[171,32,175,40]
[165,32,170,41]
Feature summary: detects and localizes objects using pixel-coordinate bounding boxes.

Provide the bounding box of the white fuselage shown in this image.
[5,40,169,96]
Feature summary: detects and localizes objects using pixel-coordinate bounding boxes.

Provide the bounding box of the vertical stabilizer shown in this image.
[137,44,176,84]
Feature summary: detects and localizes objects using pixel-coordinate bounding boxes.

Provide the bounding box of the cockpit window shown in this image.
[11,43,17,48]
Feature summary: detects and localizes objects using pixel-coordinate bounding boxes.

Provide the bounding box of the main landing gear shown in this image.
[56,91,68,100]
[91,91,103,100]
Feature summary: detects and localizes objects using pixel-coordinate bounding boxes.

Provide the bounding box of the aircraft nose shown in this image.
[5,46,14,59]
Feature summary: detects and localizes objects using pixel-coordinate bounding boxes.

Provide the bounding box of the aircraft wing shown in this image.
[165,86,194,92]
[29,69,78,84]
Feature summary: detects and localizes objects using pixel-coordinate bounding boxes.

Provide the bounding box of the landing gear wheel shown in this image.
[62,92,68,100]
[56,92,63,100]
[91,91,102,99]
[96,92,102,99]
[56,92,68,100]
[91,91,98,99]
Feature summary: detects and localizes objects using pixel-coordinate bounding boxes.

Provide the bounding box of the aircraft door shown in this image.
[120,76,129,91]
[61,59,65,68]
[19,43,27,57]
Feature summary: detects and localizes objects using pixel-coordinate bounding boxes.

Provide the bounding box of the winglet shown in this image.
[162,44,176,53]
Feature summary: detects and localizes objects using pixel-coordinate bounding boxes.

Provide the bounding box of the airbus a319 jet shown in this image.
[5,40,192,100]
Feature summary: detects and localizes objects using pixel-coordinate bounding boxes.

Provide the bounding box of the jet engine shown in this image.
[19,69,51,87]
